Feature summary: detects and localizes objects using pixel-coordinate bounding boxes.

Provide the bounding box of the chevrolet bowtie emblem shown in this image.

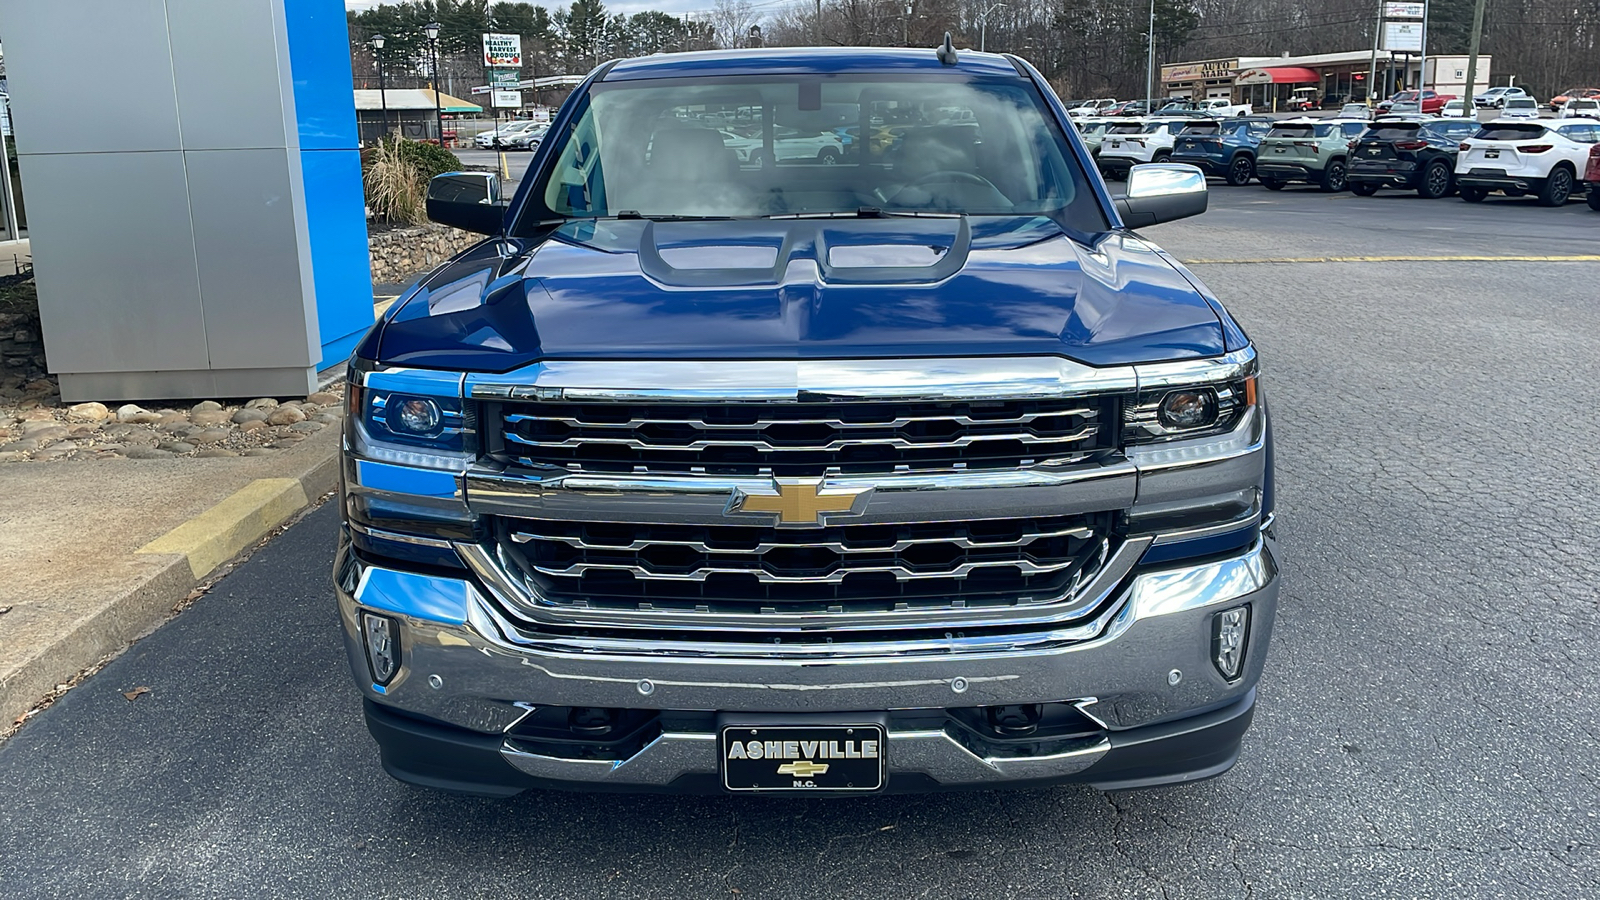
[730,478,870,526]
[776,760,831,778]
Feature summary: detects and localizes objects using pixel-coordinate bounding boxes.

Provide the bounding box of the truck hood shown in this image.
[377,216,1227,371]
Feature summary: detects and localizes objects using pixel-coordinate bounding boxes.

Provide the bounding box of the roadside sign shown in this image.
[482,33,522,67]
[1382,21,1423,52]
[1383,2,1425,18]
[490,70,519,89]
[492,90,522,108]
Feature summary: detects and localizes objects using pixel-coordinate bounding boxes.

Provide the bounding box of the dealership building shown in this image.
[1160,51,1494,110]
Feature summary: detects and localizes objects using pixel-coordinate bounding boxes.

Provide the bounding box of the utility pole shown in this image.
[1418,0,1429,94]
[814,0,821,45]
[1367,0,1381,106]
[904,3,911,46]
[1463,0,1486,108]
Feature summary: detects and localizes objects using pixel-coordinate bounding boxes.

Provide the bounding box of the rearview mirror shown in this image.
[426,171,507,234]
[1114,163,1208,227]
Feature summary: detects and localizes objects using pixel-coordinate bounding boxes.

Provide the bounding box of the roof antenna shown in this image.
[936,32,958,66]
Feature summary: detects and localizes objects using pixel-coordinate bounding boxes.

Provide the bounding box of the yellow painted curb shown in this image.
[1181,254,1600,265]
[137,478,311,578]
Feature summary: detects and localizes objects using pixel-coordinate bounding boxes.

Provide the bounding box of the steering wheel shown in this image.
[905,170,996,189]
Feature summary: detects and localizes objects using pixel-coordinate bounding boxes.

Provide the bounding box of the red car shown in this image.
[1376,90,1457,115]
[1550,87,1600,111]
[1584,144,1600,212]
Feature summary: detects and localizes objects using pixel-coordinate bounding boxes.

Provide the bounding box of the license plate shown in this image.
[1486,150,1500,158]
[1274,147,1287,153]
[1364,147,1381,155]
[721,725,885,792]
[1109,141,1121,148]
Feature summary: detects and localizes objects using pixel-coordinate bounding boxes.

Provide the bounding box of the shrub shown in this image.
[382,137,462,181]
[363,139,426,225]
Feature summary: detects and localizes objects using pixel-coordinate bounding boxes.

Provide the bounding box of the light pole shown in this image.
[424,21,444,146]
[1146,0,1156,110]
[748,24,762,48]
[370,34,389,139]
[903,3,912,47]
[977,1,1006,53]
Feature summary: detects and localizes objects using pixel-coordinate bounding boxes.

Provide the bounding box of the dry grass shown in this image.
[363,140,426,225]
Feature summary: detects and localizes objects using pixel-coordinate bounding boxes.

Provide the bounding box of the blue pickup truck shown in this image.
[336,45,1279,796]
[1170,117,1274,186]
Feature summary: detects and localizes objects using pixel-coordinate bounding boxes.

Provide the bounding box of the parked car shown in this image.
[1456,118,1600,205]
[1584,143,1600,210]
[1169,116,1273,185]
[1559,98,1600,118]
[475,120,539,148]
[1115,99,1157,117]
[1067,98,1118,117]
[1152,103,1198,116]
[1379,90,1456,115]
[1339,102,1373,120]
[1501,97,1542,119]
[1473,86,1531,109]
[1347,117,1481,198]
[1097,118,1202,179]
[504,124,548,149]
[1320,93,1351,110]
[1254,118,1369,191]
[1387,100,1422,115]
[370,47,1278,798]
[1549,87,1600,111]
[1073,117,1116,158]
[1440,99,1469,118]
[1195,98,1253,117]
[719,127,846,165]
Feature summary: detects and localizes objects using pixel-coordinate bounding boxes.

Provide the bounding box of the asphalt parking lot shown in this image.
[3,187,1598,898]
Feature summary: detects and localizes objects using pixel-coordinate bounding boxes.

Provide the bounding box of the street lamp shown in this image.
[1146,0,1155,111]
[370,34,389,138]
[424,21,444,146]
[748,24,763,48]
[977,2,1005,53]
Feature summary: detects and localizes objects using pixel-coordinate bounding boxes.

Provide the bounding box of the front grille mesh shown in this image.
[499,514,1113,618]
[492,398,1112,477]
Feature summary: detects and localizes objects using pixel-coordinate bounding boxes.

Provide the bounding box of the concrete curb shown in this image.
[1,444,341,728]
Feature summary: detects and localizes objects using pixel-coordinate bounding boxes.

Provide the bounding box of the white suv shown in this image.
[1456,119,1600,205]
[1096,118,1198,179]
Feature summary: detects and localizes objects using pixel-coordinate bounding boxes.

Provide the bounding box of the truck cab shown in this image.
[336,47,1279,797]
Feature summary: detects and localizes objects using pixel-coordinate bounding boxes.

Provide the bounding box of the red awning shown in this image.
[1236,66,1322,85]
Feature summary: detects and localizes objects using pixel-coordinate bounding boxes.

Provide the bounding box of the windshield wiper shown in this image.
[612,211,740,221]
[765,207,962,220]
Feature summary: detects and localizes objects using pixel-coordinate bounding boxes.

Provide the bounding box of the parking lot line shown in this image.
[1181,254,1600,265]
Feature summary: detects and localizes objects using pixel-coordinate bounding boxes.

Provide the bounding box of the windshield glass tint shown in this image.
[1267,124,1332,138]
[1367,125,1422,140]
[1475,124,1547,140]
[1180,122,1220,135]
[1107,123,1144,134]
[1506,99,1537,109]
[536,76,1101,227]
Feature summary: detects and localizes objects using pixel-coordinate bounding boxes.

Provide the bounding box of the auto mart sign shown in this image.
[1161,59,1238,82]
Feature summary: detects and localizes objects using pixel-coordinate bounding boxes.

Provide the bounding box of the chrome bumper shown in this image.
[337,531,1278,790]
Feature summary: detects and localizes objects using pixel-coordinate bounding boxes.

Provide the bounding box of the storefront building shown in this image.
[1161,51,1493,110]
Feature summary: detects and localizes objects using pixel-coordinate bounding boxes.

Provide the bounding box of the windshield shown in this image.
[1506,99,1537,109]
[1267,123,1333,138]
[1392,91,1417,101]
[532,75,1102,229]
[1475,124,1547,140]
[1365,124,1421,140]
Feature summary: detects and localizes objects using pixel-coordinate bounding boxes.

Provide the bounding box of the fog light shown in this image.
[1211,606,1250,680]
[362,611,400,686]
[1158,389,1218,430]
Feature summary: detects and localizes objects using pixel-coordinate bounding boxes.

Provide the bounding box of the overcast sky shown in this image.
[344,0,721,18]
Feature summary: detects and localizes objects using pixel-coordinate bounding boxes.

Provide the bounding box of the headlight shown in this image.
[359,387,467,451]
[1125,374,1257,445]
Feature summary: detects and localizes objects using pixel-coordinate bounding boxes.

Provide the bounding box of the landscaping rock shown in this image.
[239,419,268,433]
[191,429,231,444]
[268,439,302,450]
[245,398,279,410]
[190,409,233,427]
[288,421,324,434]
[190,400,223,414]
[67,402,112,423]
[157,441,196,454]
[231,408,268,424]
[306,391,340,406]
[116,404,163,425]
[313,412,342,425]
[265,406,306,426]
[124,447,175,460]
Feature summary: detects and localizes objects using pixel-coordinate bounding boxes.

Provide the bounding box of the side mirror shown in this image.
[426,171,507,234]
[1114,163,1208,228]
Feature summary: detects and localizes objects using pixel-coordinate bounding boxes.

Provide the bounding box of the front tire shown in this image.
[1225,154,1254,186]
[1319,159,1348,192]
[1459,185,1488,202]
[1417,161,1453,199]
[1536,167,1574,206]
[817,148,839,166]
[1350,182,1379,196]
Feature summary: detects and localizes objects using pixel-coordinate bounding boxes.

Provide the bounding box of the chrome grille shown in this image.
[498,514,1114,618]
[491,398,1113,476]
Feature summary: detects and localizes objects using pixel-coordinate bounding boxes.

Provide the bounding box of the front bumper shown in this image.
[336,531,1280,795]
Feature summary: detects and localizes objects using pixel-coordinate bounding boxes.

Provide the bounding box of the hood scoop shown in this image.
[636,217,971,288]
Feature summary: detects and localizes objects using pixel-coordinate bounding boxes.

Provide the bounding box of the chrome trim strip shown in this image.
[502,426,1099,453]
[509,522,1096,553]
[462,459,1139,525]
[349,521,458,551]
[469,357,1139,402]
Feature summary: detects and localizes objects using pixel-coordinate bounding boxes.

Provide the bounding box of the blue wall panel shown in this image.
[284,0,374,369]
